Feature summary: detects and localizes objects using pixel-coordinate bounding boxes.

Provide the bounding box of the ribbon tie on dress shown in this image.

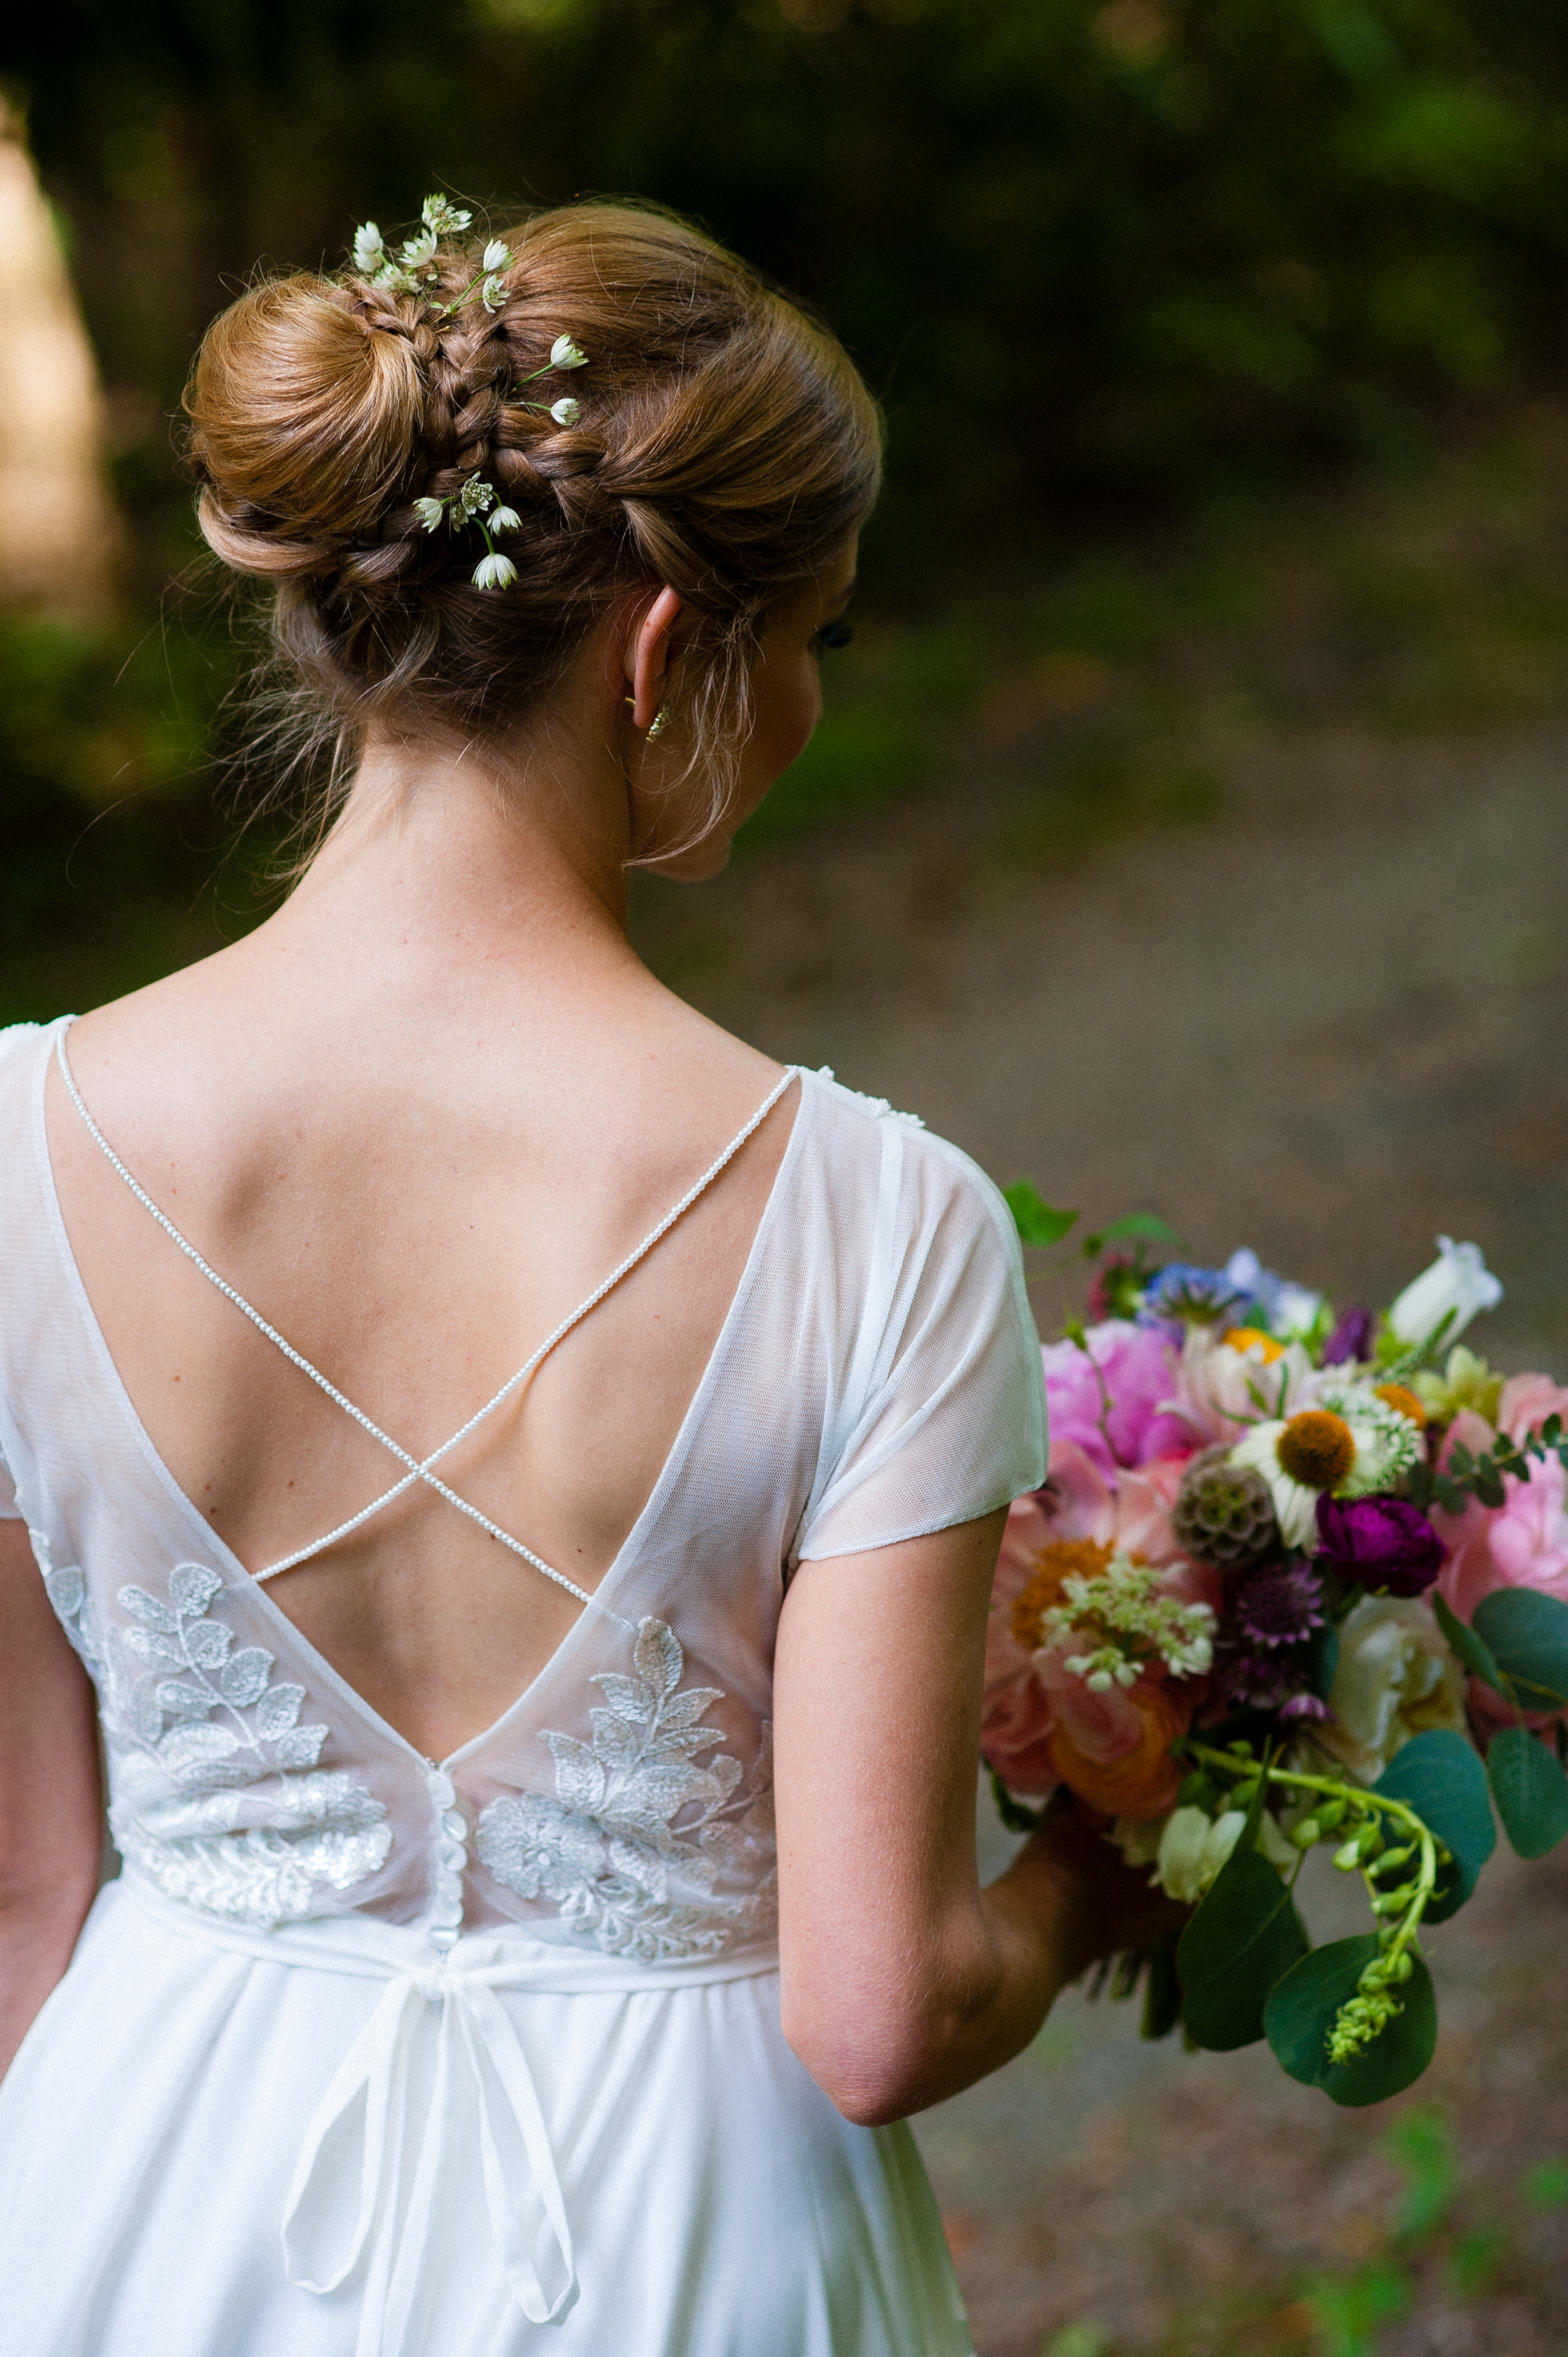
[281,1957,576,2348]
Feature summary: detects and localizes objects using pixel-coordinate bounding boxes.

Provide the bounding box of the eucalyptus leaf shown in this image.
[1473,1587,1568,1712]
[1003,1179,1078,1250]
[1486,1726,1568,1858]
[1432,1593,1504,1696]
[1374,1730,1494,1923]
[1265,1937,1438,2106]
[1176,1845,1308,2051]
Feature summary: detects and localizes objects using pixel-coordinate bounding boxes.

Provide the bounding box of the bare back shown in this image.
[47,891,793,1763]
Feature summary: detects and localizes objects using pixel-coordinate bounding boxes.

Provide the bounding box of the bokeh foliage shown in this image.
[4,0,1568,1015]
[9,0,1568,570]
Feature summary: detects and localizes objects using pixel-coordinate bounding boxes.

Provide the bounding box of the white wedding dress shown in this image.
[0,1016,1044,2357]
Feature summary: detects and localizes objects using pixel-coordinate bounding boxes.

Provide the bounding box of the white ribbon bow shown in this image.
[281,1961,576,2350]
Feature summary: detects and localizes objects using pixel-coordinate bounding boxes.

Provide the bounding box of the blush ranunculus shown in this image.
[1036,1439,1196,1571]
[1043,1665,1192,1820]
[1039,1322,1191,1474]
[978,1667,1059,1799]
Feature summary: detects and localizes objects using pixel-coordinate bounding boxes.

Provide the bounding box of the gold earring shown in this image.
[624,695,670,739]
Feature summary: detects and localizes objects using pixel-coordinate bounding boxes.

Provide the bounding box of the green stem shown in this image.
[1181,1740,1440,1996]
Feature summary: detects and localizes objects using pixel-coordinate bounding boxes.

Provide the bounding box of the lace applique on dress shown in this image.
[38,1536,391,1928]
[476,1618,776,1963]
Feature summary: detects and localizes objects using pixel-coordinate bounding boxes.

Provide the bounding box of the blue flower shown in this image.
[1137,1262,1250,1329]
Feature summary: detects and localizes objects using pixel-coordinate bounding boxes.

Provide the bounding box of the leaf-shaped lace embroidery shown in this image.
[42,1543,390,1928]
[476,1617,776,1963]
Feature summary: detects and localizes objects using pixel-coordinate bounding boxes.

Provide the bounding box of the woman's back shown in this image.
[45,796,795,1760]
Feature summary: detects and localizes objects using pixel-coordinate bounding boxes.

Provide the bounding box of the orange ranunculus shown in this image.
[1047,1677,1192,1820]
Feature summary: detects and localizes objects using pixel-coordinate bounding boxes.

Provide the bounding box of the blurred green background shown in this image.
[9,10,1568,2352]
[7,0,1568,1016]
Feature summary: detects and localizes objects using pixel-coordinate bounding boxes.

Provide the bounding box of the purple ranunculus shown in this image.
[1039,1320,1189,1475]
[1323,1304,1375,1367]
[1315,1494,1445,1596]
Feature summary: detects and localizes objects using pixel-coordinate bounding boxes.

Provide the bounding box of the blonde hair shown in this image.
[185,201,882,843]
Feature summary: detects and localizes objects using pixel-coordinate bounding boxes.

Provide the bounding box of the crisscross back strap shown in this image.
[55,1022,796,1598]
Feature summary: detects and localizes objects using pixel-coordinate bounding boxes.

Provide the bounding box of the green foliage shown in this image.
[1265,1935,1438,2105]
[1383,2105,1457,2239]
[1521,2155,1568,2209]
[1472,1585,1568,1711]
[1486,1724,1568,1858]
[1004,1182,1080,1249]
[1175,1842,1308,2050]
[1301,2260,1412,2357]
[1373,1730,1494,1922]
[11,0,1568,572]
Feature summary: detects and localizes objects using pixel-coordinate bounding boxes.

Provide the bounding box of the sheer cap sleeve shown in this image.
[794,1084,1046,1563]
[0,1024,44,1521]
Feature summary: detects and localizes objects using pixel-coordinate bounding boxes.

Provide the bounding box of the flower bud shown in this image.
[483,239,510,271]
[1388,1237,1502,1351]
[550,333,588,369]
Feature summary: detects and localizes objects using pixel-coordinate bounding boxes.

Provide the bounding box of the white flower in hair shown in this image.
[550,397,580,427]
[401,227,438,271]
[353,222,385,273]
[550,335,588,370]
[483,239,510,271]
[422,194,473,235]
[472,553,518,591]
[481,274,508,314]
[490,506,521,534]
[412,497,446,532]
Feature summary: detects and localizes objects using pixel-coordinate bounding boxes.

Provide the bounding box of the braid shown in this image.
[186,196,881,828]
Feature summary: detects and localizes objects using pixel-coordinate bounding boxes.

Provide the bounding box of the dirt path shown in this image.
[629,488,1568,2347]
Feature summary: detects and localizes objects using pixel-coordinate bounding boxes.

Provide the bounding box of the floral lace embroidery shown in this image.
[38,1535,390,1927]
[476,1618,776,1963]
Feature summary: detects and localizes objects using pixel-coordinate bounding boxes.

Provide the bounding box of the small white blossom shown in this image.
[481,274,508,314]
[550,396,581,427]
[353,222,385,273]
[412,496,446,533]
[401,227,437,270]
[472,552,518,591]
[422,194,472,235]
[1041,1555,1216,1683]
[489,506,521,534]
[1388,1238,1503,1352]
[455,476,496,519]
[550,334,587,370]
[483,239,510,271]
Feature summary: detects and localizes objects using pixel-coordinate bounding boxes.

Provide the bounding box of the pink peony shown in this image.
[1434,1408,1568,1623]
[1040,1322,1192,1474]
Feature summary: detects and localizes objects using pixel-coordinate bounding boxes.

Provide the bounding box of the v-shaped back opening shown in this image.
[34,1021,810,1763]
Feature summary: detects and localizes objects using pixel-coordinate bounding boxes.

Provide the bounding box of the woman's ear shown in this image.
[624,587,684,730]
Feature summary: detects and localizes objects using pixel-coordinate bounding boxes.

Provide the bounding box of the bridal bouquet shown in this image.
[985,1197,1568,2106]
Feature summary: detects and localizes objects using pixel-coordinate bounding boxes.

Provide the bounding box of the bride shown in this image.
[0,196,1170,2355]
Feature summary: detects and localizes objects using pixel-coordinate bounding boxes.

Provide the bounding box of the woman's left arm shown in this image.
[774,1507,1181,2126]
[0,1520,103,2076]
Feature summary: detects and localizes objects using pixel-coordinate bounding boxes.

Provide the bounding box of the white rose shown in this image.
[1387,1237,1503,1351]
[1313,1596,1466,1784]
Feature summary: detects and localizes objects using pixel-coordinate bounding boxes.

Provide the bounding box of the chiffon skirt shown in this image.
[0,1876,971,2357]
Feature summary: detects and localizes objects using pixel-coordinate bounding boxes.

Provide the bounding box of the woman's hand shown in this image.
[1003,1792,1190,1992]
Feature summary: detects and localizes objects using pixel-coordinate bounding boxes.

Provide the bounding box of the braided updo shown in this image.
[186,200,882,830]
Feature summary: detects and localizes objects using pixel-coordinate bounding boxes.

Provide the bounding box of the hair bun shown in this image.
[187,276,424,573]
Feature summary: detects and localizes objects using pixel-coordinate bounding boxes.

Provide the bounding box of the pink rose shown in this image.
[1037,1439,1195,1571]
[1435,1411,1568,1623]
[1499,1373,1568,1447]
[1040,1323,1191,1474]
